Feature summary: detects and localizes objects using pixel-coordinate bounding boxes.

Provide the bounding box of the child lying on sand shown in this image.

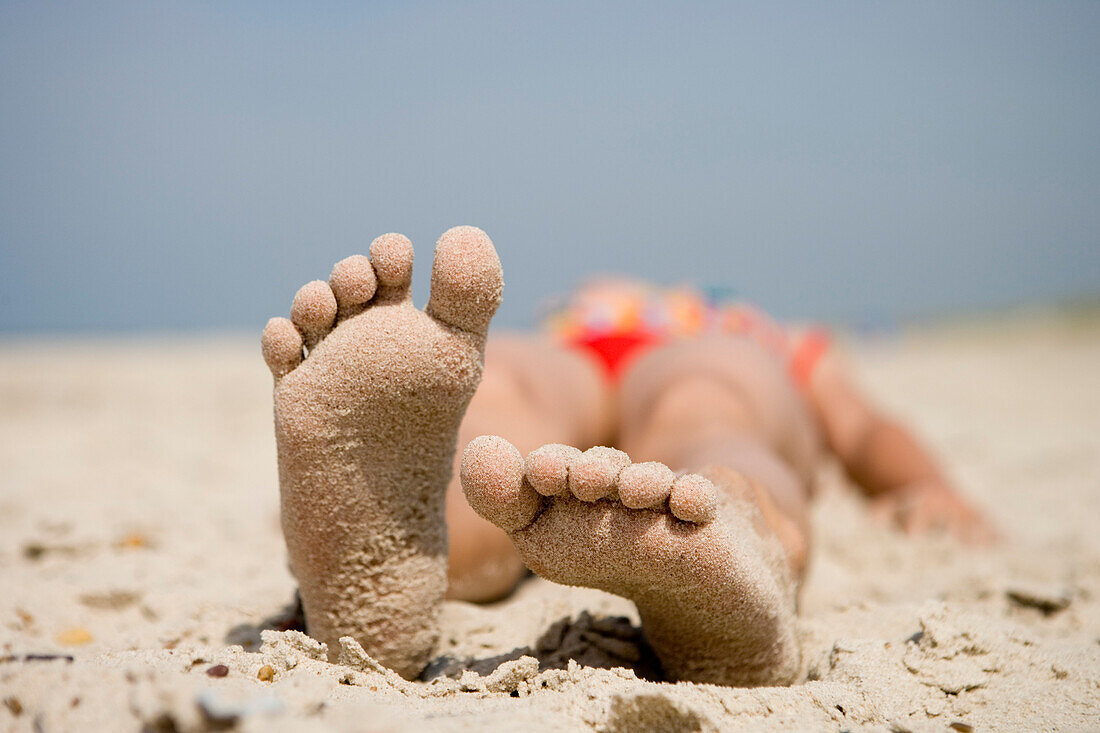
[260,227,994,687]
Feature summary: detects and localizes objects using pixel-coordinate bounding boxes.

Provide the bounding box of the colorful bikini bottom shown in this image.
[541,278,831,390]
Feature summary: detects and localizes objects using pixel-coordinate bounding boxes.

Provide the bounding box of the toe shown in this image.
[329,255,377,318]
[461,435,542,532]
[290,280,338,349]
[426,226,503,336]
[262,317,303,378]
[669,474,719,524]
[369,233,414,302]
[618,461,676,510]
[525,444,582,497]
[569,446,631,502]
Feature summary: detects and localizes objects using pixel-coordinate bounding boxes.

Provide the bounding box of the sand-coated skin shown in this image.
[262,227,502,678]
[461,435,802,686]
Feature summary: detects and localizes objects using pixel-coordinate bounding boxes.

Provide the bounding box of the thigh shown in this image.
[444,333,612,602]
[617,336,823,483]
[482,333,613,449]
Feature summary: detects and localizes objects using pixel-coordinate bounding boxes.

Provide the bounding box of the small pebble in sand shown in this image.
[114,532,150,550]
[56,627,93,646]
[1006,584,1072,615]
[948,723,974,733]
[3,697,23,716]
[78,590,140,611]
[206,664,229,678]
[22,543,47,560]
[257,665,275,682]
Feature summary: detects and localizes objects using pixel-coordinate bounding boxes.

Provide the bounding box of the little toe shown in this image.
[426,226,503,337]
[569,446,631,502]
[618,461,676,510]
[369,233,414,302]
[262,317,304,378]
[290,280,338,350]
[669,473,719,524]
[525,444,582,497]
[461,435,542,532]
[329,255,377,319]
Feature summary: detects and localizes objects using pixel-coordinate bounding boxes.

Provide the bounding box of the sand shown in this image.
[1,310,1099,731]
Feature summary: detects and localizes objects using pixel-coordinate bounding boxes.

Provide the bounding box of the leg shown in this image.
[616,337,821,574]
[262,227,503,678]
[445,335,611,602]
[806,347,995,541]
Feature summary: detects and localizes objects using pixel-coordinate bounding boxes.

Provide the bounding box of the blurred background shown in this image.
[1,1,1098,334]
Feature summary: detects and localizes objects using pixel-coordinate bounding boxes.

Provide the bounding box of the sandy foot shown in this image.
[460,435,802,686]
[262,227,502,677]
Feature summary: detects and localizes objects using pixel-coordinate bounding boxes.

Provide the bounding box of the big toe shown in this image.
[461,435,542,532]
[426,226,503,336]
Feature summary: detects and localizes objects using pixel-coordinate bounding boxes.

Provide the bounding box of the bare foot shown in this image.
[262,227,502,678]
[872,479,999,544]
[460,436,802,686]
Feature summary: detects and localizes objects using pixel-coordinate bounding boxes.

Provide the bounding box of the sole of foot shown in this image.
[262,226,502,678]
[460,435,801,686]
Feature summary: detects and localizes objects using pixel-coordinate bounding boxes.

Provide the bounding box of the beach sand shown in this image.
[1,311,1098,731]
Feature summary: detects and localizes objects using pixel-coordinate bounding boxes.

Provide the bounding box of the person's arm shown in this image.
[806,350,996,542]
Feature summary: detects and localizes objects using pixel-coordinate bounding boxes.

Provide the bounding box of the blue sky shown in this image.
[1,1,1098,332]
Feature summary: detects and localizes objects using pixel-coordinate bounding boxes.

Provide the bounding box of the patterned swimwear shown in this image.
[542,278,831,390]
